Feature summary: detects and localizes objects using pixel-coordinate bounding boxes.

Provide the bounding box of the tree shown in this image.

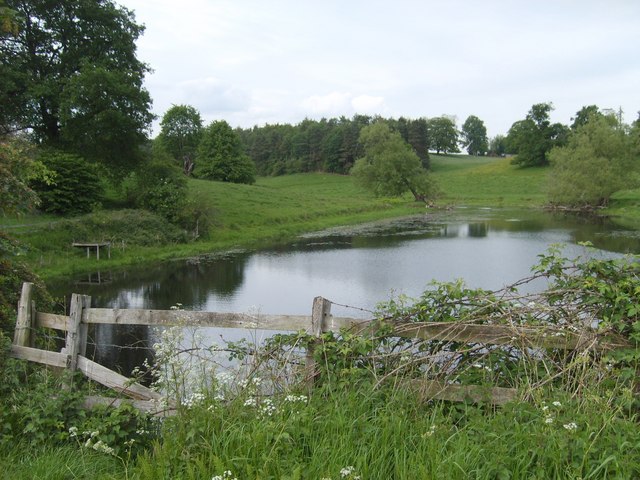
[0,136,44,215]
[428,117,459,154]
[570,105,602,130]
[0,0,153,176]
[548,115,639,208]
[407,118,430,169]
[30,150,103,215]
[488,135,507,157]
[197,120,255,184]
[461,115,488,156]
[158,105,203,176]
[506,103,568,167]
[351,122,438,203]
[0,0,17,35]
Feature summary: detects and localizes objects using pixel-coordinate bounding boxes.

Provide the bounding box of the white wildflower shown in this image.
[552,401,562,407]
[340,465,356,478]
[284,394,307,403]
[544,416,554,424]
[244,397,257,407]
[423,425,436,437]
[563,422,578,432]
[260,398,277,417]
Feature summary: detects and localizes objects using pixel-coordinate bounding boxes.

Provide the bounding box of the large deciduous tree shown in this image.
[0,0,153,176]
[461,115,488,156]
[351,121,438,203]
[158,104,203,176]
[197,120,255,184]
[506,103,568,167]
[548,115,639,208]
[428,117,459,155]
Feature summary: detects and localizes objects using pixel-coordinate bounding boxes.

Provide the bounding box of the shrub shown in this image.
[0,232,55,335]
[123,155,189,224]
[30,150,103,215]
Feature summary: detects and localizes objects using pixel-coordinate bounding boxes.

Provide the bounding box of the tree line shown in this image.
[158,108,492,178]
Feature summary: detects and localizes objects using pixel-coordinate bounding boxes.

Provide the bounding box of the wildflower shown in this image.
[68,426,78,438]
[542,405,549,412]
[212,470,238,480]
[544,416,554,424]
[422,425,437,438]
[244,397,257,407]
[260,398,277,417]
[563,422,578,432]
[340,466,356,478]
[284,394,307,403]
[552,401,562,407]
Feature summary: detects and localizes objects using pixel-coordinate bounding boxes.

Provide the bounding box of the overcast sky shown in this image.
[116,0,640,138]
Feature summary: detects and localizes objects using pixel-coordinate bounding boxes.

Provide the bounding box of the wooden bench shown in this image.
[72,242,111,260]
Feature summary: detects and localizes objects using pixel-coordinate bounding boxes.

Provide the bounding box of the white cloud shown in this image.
[120,0,640,136]
[300,92,352,115]
[351,95,385,114]
[176,77,250,115]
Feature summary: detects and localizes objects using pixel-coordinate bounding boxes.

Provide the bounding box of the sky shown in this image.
[116,0,640,138]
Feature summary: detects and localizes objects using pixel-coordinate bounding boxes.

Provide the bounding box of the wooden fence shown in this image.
[8,282,632,413]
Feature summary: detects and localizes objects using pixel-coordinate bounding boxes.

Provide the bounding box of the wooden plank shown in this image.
[77,356,162,401]
[13,282,33,347]
[306,297,332,387]
[407,379,518,405]
[82,396,175,416]
[84,307,367,332]
[35,312,70,331]
[65,294,85,372]
[9,345,68,368]
[85,308,307,330]
[359,321,630,351]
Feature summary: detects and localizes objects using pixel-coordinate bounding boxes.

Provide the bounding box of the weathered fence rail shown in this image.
[8,282,632,412]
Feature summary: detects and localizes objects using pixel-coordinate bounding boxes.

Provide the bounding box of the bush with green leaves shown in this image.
[262,245,639,398]
[123,157,188,224]
[548,115,640,208]
[0,232,55,335]
[29,150,103,215]
[197,120,256,184]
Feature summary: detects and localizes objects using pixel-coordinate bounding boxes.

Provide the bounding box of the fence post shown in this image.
[306,296,331,388]
[13,282,34,347]
[65,293,90,373]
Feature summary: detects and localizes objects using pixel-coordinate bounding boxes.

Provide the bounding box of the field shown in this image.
[431,154,548,206]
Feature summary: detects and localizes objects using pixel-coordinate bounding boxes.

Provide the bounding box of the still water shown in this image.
[48,208,640,373]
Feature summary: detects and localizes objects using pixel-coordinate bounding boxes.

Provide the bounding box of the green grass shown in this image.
[0,444,125,479]
[130,385,639,479]
[605,188,640,228]
[432,154,548,207]
[4,384,637,479]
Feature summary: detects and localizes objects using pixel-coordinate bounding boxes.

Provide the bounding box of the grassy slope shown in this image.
[431,154,548,207]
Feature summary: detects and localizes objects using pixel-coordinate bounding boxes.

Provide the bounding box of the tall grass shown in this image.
[129,383,638,479]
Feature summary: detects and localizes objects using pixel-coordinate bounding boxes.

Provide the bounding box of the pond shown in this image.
[48,207,640,374]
